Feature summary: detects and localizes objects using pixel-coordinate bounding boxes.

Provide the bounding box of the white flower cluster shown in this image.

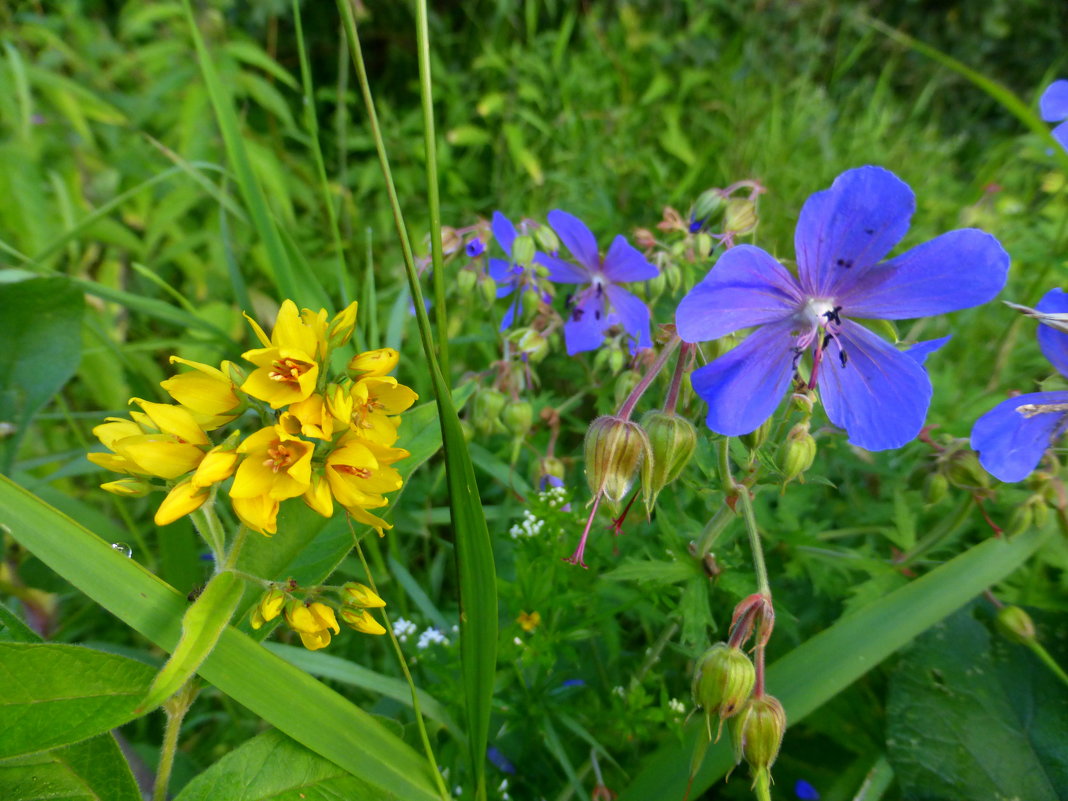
[668,697,686,715]
[417,626,450,649]
[393,617,417,643]
[499,778,511,800]
[538,484,568,508]
[508,509,544,539]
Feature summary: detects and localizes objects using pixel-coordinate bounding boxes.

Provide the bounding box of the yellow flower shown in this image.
[341,582,386,608]
[230,426,313,502]
[154,479,210,526]
[348,347,399,377]
[302,472,334,518]
[100,477,152,497]
[327,301,359,348]
[285,600,340,650]
[251,587,287,629]
[518,611,542,632]
[350,377,418,431]
[339,606,386,635]
[160,357,242,421]
[240,300,322,409]
[324,434,406,512]
[88,401,209,480]
[232,494,280,536]
[191,443,239,488]
[281,393,335,440]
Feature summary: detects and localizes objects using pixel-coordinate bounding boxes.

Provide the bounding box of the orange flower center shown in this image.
[335,465,372,479]
[269,358,312,385]
[264,441,298,473]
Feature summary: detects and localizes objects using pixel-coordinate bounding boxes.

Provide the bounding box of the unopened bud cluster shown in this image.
[250,580,386,651]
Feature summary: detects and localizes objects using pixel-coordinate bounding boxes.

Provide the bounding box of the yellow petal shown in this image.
[308,602,340,635]
[191,446,239,488]
[339,606,387,635]
[347,347,399,377]
[303,473,334,518]
[298,629,332,650]
[114,435,204,479]
[154,479,209,526]
[160,370,239,417]
[129,399,210,446]
[341,582,386,608]
[232,495,279,536]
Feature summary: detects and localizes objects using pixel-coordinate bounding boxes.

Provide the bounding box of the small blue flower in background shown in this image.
[972,288,1068,482]
[537,210,659,355]
[486,745,516,774]
[675,166,1010,451]
[794,778,820,800]
[488,211,548,330]
[466,237,486,258]
[1039,80,1068,152]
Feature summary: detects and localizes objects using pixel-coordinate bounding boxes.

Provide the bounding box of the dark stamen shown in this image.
[791,346,804,370]
[572,308,584,322]
[835,258,854,269]
[839,349,848,368]
[822,333,832,350]
[823,305,842,325]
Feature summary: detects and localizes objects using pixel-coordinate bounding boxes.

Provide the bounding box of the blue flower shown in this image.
[675,166,1009,451]
[972,288,1068,482]
[536,210,659,355]
[794,779,820,800]
[488,211,547,331]
[466,237,486,258]
[1040,80,1068,152]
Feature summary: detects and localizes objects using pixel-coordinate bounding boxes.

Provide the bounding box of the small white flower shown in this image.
[417,626,449,649]
[393,617,417,643]
[513,636,523,646]
[508,509,545,539]
[612,685,625,697]
[668,697,686,715]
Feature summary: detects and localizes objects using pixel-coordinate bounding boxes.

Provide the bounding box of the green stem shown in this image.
[153,681,198,801]
[735,484,771,599]
[898,494,973,565]
[415,0,450,381]
[189,502,226,565]
[695,505,733,558]
[1025,639,1068,689]
[352,533,450,801]
[618,336,680,420]
[223,525,249,570]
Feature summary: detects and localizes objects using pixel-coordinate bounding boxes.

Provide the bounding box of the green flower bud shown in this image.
[1032,498,1050,529]
[608,348,626,375]
[584,415,651,508]
[502,400,534,437]
[512,234,536,266]
[613,369,641,408]
[724,198,758,235]
[739,418,772,451]
[692,188,726,224]
[515,328,549,363]
[101,477,153,498]
[1005,502,1033,538]
[641,410,697,512]
[479,275,498,306]
[691,643,755,720]
[923,471,949,506]
[538,456,566,484]
[693,232,713,258]
[730,694,786,774]
[522,287,541,316]
[777,424,816,482]
[944,449,991,490]
[534,225,560,254]
[995,605,1036,645]
[456,267,477,295]
[665,262,683,292]
[473,389,508,435]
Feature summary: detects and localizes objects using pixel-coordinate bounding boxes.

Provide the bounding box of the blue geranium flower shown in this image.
[536,210,659,355]
[488,211,548,331]
[972,288,1068,482]
[675,166,1009,451]
[1040,80,1068,152]
[794,779,820,800]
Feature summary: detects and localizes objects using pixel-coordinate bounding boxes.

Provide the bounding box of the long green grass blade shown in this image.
[618,525,1048,800]
[336,4,497,798]
[0,475,441,801]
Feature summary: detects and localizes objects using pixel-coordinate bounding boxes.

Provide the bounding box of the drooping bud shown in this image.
[191,444,239,489]
[154,479,210,526]
[692,188,726,226]
[101,477,152,498]
[995,605,1036,645]
[341,582,386,608]
[944,448,991,490]
[327,302,358,349]
[348,348,399,378]
[439,226,461,254]
[923,471,949,505]
[479,274,498,306]
[723,198,757,235]
[473,388,508,435]
[730,694,786,780]
[502,400,534,437]
[612,369,642,408]
[777,423,816,483]
[456,267,478,294]
[521,287,541,316]
[339,605,386,635]
[739,418,772,451]
[512,234,536,266]
[584,415,651,509]
[254,587,286,629]
[640,410,697,512]
[1005,502,1033,538]
[691,643,756,722]
[534,224,560,254]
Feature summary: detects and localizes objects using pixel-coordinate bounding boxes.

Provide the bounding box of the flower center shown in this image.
[264,441,298,473]
[335,465,372,479]
[792,298,847,388]
[269,357,312,385]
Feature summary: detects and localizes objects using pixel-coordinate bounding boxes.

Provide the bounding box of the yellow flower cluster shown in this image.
[90,300,417,537]
[250,580,387,650]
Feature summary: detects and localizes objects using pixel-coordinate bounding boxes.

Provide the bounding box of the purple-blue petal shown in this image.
[488,257,517,284]
[548,209,600,271]
[1039,80,1068,123]
[794,779,820,801]
[534,252,590,284]
[818,320,932,451]
[840,229,1009,320]
[676,244,802,343]
[690,319,796,436]
[602,235,659,282]
[606,284,652,351]
[500,292,521,331]
[1035,288,1068,378]
[491,211,517,255]
[563,292,610,355]
[794,166,914,298]
[466,238,486,258]
[905,335,951,365]
[1052,120,1068,153]
[971,391,1068,482]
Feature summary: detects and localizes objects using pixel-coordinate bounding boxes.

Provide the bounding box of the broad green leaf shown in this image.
[618,526,1048,800]
[0,643,155,758]
[0,732,142,801]
[0,276,84,473]
[140,570,244,712]
[0,603,41,643]
[174,729,394,801]
[0,475,440,801]
[886,606,1068,800]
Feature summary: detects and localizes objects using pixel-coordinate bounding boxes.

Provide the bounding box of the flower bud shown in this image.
[255,587,286,628]
[944,449,990,490]
[534,224,560,254]
[521,287,541,316]
[691,643,755,720]
[641,410,697,512]
[777,424,816,483]
[439,226,461,254]
[502,400,534,437]
[341,582,386,608]
[692,188,726,225]
[1032,498,1050,529]
[327,302,358,348]
[479,275,498,306]
[339,605,386,635]
[154,479,210,526]
[101,477,152,497]
[457,267,478,294]
[739,418,772,451]
[537,456,566,485]
[515,328,549,363]
[995,605,1036,645]
[473,389,508,434]
[731,694,786,777]
[923,471,949,505]
[191,444,239,489]
[1005,503,1033,538]
[512,234,536,266]
[612,369,641,408]
[584,415,651,507]
[693,232,713,258]
[724,198,757,235]
[348,348,399,378]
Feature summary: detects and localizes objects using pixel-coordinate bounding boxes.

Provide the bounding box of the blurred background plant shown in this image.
[1,1,1067,800]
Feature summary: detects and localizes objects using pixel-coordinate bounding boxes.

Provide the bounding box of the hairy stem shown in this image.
[617,336,681,420]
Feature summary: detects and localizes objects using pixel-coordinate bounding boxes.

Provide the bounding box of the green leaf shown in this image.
[174,729,394,801]
[0,732,142,801]
[618,526,1048,800]
[0,475,440,801]
[886,606,1068,800]
[0,276,83,473]
[139,570,244,713]
[0,643,154,758]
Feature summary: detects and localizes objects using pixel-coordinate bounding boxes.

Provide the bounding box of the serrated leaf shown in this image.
[601,558,697,585]
[140,570,244,712]
[0,732,142,801]
[0,643,154,758]
[174,729,395,801]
